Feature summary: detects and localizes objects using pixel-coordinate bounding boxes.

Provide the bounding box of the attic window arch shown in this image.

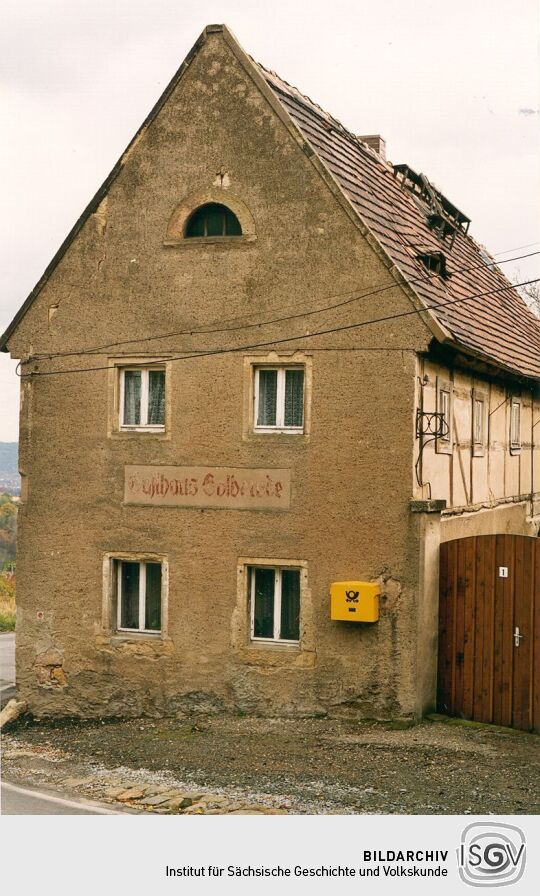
[185,203,242,238]
[165,189,256,247]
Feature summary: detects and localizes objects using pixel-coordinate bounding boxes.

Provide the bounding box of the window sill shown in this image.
[253,428,304,435]
[163,235,256,248]
[234,642,316,669]
[244,431,309,444]
[119,426,165,433]
[251,638,300,647]
[95,633,174,658]
[435,439,453,455]
[110,429,170,441]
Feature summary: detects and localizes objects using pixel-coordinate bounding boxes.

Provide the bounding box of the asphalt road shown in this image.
[0,632,15,705]
[0,631,15,682]
[1,781,121,815]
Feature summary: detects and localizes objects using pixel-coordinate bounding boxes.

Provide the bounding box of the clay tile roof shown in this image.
[257,62,540,381]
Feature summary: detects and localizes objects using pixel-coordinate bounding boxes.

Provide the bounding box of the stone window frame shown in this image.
[107,357,172,440]
[242,352,313,442]
[164,188,257,248]
[471,387,488,457]
[101,551,169,642]
[509,396,522,454]
[232,557,315,668]
[435,377,453,455]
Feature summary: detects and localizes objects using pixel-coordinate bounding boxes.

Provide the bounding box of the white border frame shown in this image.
[119,368,166,432]
[102,552,169,639]
[472,389,488,457]
[116,559,163,634]
[510,397,522,453]
[253,366,304,434]
[436,377,453,454]
[249,565,300,645]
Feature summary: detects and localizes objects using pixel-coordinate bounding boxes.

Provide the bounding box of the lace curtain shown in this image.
[284,369,304,427]
[123,371,141,425]
[148,371,165,425]
[257,369,278,426]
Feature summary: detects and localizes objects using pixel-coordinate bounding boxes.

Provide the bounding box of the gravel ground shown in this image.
[2,714,539,814]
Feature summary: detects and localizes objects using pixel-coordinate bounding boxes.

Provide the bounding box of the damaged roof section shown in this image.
[258,62,540,381]
[393,164,470,239]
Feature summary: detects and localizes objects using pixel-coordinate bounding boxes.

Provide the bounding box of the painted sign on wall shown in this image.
[124,465,291,511]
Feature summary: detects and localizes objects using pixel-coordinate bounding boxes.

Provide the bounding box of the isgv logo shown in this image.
[457,823,526,887]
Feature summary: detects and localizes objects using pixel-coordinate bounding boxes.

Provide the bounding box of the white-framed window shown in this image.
[254,366,304,433]
[510,398,521,452]
[472,390,487,457]
[119,367,165,430]
[473,397,484,445]
[473,399,483,445]
[440,390,451,441]
[436,378,453,454]
[115,559,163,633]
[249,566,301,643]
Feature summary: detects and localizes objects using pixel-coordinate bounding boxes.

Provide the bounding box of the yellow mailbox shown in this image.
[330,581,380,622]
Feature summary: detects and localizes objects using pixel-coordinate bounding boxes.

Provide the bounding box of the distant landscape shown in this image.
[0,442,19,495]
[0,444,18,628]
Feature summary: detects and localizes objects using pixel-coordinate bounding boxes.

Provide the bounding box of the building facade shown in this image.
[2,25,539,721]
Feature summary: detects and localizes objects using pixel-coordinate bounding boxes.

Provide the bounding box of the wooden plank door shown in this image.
[437,534,539,732]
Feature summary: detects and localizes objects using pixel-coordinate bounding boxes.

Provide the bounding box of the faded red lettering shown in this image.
[202,473,215,496]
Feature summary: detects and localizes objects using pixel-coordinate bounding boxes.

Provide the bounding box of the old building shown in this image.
[2,25,539,727]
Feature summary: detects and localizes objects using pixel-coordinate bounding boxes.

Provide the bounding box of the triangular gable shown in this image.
[0,24,451,356]
[3,24,539,383]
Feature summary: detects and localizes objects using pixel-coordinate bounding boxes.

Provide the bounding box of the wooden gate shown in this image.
[438,534,539,732]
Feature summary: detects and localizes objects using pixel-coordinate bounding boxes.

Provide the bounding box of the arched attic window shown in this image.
[185,203,242,238]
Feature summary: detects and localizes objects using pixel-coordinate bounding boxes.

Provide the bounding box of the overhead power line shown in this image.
[19,277,540,379]
[492,240,540,256]
[31,249,540,362]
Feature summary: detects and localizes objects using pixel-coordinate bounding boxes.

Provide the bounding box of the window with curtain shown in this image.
[185,203,242,238]
[120,368,165,430]
[250,566,300,643]
[115,559,162,633]
[254,367,304,432]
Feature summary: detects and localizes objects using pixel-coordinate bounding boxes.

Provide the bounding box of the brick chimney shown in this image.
[359,135,386,160]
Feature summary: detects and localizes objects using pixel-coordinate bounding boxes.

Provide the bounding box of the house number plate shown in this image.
[498,567,509,578]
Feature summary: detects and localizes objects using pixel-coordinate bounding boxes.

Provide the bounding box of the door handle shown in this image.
[514,627,524,647]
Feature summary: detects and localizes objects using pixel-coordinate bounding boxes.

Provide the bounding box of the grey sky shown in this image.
[1,0,538,441]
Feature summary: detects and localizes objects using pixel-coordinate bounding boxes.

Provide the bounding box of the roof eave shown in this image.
[426,338,540,387]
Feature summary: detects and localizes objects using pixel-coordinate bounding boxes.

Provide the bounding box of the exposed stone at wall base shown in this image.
[16,678,417,722]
